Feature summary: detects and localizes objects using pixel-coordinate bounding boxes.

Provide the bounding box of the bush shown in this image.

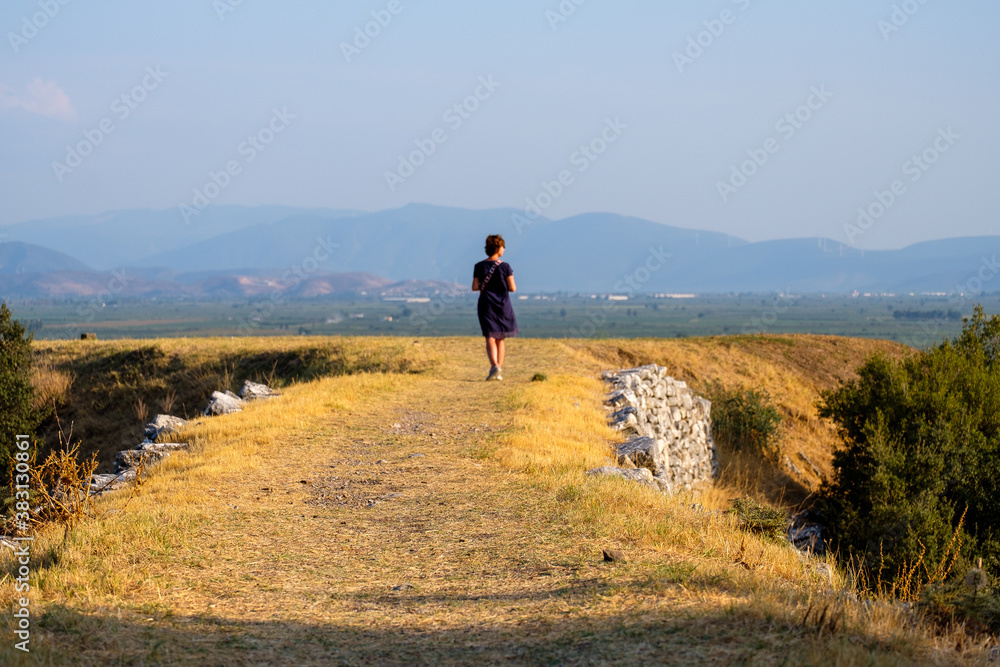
[728,497,788,542]
[918,559,1000,635]
[819,306,1000,589]
[710,386,783,458]
[0,302,38,498]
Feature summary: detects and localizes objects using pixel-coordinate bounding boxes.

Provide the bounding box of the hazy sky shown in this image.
[1,0,997,249]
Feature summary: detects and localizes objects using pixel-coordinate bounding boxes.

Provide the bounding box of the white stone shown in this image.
[204,390,245,416]
[240,380,279,400]
[144,414,187,442]
[603,366,718,494]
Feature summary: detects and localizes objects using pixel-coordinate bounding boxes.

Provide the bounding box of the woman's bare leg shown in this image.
[486,337,499,367]
[496,338,506,368]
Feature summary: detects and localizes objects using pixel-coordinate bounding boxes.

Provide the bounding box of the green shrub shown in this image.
[710,386,783,458]
[0,302,38,498]
[728,497,788,542]
[918,572,1000,635]
[531,373,547,382]
[819,306,1000,588]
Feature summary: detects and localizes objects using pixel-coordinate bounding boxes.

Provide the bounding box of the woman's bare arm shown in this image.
[471,277,480,292]
[506,275,516,293]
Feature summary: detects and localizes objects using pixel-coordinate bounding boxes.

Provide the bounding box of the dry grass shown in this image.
[0,435,148,547]
[0,335,987,665]
[29,360,73,413]
[574,335,912,505]
[490,341,991,663]
[494,372,612,474]
[28,336,435,468]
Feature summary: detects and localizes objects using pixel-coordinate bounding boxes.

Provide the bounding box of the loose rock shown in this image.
[603,549,625,563]
[239,380,279,401]
[204,390,246,416]
[797,451,823,478]
[88,469,137,496]
[586,466,671,494]
[144,414,188,442]
[114,442,190,474]
[788,511,825,554]
[784,455,804,478]
[615,436,664,475]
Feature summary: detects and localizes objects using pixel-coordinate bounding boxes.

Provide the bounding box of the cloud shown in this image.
[0,78,77,122]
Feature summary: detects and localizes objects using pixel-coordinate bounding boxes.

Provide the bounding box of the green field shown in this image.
[9,292,998,348]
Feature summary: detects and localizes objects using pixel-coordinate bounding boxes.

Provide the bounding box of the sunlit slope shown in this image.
[3,334,963,666]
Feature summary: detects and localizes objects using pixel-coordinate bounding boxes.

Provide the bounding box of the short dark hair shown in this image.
[485,234,505,256]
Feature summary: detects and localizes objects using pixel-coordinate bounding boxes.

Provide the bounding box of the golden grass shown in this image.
[29,360,73,413]
[489,348,992,663]
[28,335,436,468]
[573,335,912,504]
[492,367,817,590]
[494,373,612,474]
[0,335,987,665]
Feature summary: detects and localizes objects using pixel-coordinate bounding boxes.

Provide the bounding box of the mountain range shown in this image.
[1,204,998,297]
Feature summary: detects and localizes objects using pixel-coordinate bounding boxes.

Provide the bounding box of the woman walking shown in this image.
[472,234,518,381]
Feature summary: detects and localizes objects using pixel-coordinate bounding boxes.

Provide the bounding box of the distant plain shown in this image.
[13,292,999,346]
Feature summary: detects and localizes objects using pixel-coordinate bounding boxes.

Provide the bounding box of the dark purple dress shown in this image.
[474,260,519,339]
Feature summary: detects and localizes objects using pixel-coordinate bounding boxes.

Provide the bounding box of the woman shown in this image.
[472,234,518,381]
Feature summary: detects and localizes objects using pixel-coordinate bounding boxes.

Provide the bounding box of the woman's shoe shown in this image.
[486,366,500,381]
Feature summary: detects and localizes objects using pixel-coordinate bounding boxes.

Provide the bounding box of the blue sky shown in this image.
[0,0,997,249]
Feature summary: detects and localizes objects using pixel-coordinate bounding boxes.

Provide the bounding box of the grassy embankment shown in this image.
[1,335,988,664]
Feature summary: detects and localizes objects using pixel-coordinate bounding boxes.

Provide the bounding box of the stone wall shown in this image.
[593,364,718,493]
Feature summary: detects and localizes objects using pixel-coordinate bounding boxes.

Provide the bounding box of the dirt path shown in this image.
[22,341,753,665]
[9,338,934,665]
[193,344,655,664]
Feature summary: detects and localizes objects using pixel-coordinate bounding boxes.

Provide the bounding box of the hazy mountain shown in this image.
[138,204,525,282]
[0,271,185,299]
[138,204,740,291]
[0,242,91,274]
[2,205,998,294]
[667,237,1000,293]
[517,212,739,292]
[0,206,362,270]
